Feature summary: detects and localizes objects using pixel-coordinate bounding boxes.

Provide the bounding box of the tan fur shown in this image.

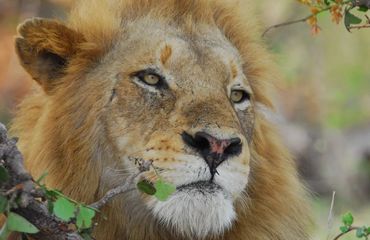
[11,0,312,239]
[160,45,173,66]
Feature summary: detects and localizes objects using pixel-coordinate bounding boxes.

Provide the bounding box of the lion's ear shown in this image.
[15,18,84,93]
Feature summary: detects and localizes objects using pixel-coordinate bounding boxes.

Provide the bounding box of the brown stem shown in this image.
[262,5,333,37]
[348,24,370,29]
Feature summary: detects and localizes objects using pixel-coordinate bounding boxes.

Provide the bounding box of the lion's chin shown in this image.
[151,182,236,239]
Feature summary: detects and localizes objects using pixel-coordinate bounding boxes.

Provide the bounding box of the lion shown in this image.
[10,0,312,239]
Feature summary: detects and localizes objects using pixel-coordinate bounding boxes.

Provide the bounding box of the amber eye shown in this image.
[143,74,160,85]
[230,90,250,103]
[133,69,167,88]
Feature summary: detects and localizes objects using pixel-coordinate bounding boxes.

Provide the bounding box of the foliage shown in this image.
[153,179,176,201]
[137,165,176,201]
[335,212,370,239]
[297,0,370,34]
[0,158,175,239]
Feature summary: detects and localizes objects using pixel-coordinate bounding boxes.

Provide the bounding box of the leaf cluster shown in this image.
[37,173,98,237]
[297,0,369,34]
[0,157,177,239]
[0,166,97,240]
[136,164,176,201]
[337,212,370,240]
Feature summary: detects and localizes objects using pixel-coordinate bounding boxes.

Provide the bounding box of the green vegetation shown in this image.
[0,160,175,239]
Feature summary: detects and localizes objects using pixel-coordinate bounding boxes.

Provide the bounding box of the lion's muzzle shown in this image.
[181,131,242,178]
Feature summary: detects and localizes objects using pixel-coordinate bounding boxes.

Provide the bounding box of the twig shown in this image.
[348,24,370,29]
[333,226,362,240]
[349,15,370,30]
[262,5,333,37]
[262,0,362,37]
[90,159,151,210]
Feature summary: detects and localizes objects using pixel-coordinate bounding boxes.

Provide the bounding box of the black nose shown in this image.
[181,131,242,176]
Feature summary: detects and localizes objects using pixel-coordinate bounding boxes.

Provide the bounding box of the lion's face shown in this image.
[14,2,310,239]
[99,19,255,238]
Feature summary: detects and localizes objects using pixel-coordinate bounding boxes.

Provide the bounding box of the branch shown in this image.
[348,14,370,30]
[262,5,332,37]
[0,123,84,239]
[90,160,151,210]
[0,122,149,239]
[333,226,362,240]
[348,23,370,29]
[261,0,370,37]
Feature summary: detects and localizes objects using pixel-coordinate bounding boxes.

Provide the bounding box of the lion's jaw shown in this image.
[151,182,237,239]
[142,148,250,238]
[129,156,250,239]
[113,128,251,238]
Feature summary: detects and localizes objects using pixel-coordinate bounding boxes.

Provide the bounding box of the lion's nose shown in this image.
[181,131,242,177]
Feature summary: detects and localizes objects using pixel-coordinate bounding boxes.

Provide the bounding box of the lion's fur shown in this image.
[11,0,312,239]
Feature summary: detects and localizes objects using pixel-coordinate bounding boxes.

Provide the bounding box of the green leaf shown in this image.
[340,226,349,233]
[0,195,8,214]
[358,6,369,12]
[137,180,156,195]
[53,197,76,221]
[0,166,9,183]
[356,226,366,238]
[154,180,176,201]
[323,0,336,5]
[76,205,96,230]
[342,212,354,226]
[344,10,362,31]
[7,212,39,234]
[367,227,370,234]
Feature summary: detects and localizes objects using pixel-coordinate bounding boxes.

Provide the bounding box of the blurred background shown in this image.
[0,0,369,239]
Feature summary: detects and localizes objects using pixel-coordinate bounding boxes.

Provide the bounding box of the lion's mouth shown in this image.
[176,180,222,193]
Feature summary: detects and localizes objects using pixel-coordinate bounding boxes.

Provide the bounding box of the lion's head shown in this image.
[12,0,311,239]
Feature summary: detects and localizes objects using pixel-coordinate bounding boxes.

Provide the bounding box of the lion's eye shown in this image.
[230,90,250,104]
[133,69,167,89]
[143,74,160,85]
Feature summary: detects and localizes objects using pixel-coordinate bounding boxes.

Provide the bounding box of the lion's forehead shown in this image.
[110,18,245,89]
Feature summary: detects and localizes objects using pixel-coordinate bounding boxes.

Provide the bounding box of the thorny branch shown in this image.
[0,122,150,240]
